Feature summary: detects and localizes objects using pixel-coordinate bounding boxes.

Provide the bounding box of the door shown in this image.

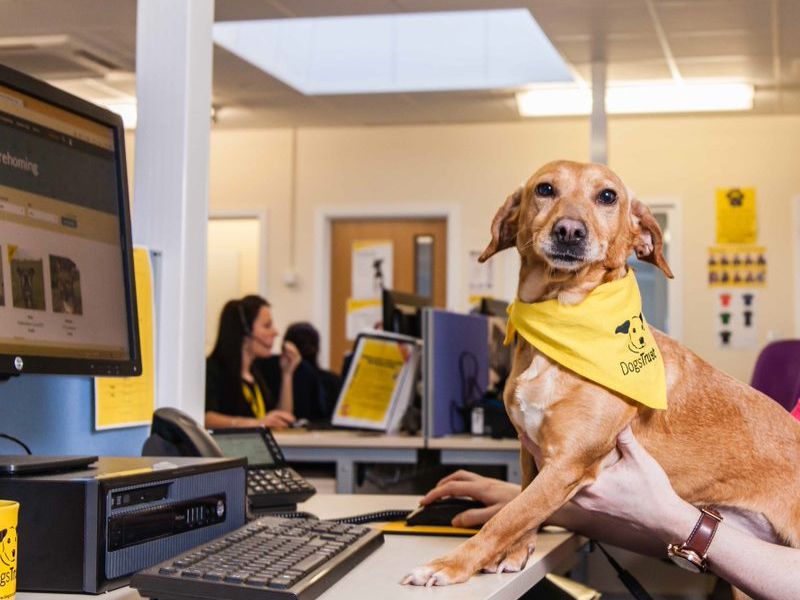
[206,215,265,352]
[329,218,447,372]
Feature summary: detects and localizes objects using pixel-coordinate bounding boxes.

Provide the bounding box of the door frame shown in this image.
[644,198,683,341]
[208,209,270,299]
[314,204,461,369]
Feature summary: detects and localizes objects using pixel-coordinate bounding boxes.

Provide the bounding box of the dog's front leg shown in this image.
[402,454,600,586]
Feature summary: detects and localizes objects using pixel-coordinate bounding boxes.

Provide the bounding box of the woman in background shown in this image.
[261,321,342,422]
[205,295,300,429]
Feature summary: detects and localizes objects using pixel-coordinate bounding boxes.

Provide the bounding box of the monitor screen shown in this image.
[211,432,275,467]
[381,289,431,338]
[0,64,139,375]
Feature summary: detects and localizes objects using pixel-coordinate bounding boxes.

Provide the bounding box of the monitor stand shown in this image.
[0,455,98,476]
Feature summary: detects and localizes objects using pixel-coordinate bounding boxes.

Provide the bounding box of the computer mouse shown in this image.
[405,497,485,527]
[290,418,310,429]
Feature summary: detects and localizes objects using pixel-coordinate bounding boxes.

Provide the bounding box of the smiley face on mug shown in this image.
[0,527,16,567]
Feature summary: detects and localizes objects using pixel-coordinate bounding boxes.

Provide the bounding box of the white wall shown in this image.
[131,113,800,382]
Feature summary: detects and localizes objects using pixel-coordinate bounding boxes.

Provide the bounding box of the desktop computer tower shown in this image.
[0,455,246,593]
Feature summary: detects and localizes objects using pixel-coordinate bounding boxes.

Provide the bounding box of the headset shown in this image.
[236,300,251,336]
[238,299,272,352]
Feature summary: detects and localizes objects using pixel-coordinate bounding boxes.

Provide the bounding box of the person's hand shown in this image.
[258,409,295,429]
[420,470,519,527]
[279,341,301,375]
[570,425,684,535]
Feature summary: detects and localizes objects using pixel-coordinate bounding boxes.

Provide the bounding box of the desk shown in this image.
[274,430,425,493]
[19,494,584,600]
[428,435,522,483]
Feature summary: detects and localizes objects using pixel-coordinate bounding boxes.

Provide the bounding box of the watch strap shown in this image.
[683,506,723,560]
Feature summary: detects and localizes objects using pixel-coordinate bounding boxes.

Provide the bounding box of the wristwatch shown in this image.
[667,506,723,573]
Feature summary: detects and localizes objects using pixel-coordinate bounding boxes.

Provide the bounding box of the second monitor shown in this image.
[381,288,431,338]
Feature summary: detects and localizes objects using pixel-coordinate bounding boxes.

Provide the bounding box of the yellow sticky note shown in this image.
[94,247,155,429]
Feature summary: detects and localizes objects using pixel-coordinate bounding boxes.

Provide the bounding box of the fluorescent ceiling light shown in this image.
[516,82,754,117]
[213,10,573,95]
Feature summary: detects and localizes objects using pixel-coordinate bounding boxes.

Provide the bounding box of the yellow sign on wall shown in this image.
[94,247,156,429]
[716,187,756,244]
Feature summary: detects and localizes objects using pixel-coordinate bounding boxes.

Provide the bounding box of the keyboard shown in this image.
[247,467,316,508]
[131,515,384,600]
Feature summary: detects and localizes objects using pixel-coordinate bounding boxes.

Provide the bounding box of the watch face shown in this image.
[667,546,704,573]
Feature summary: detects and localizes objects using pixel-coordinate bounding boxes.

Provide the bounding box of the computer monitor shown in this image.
[381,289,431,338]
[478,297,513,387]
[0,64,140,377]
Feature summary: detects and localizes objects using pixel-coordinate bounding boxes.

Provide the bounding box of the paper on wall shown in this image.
[351,240,392,300]
[716,187,757,244]
[345,297,382,341]
[95,247,156,429]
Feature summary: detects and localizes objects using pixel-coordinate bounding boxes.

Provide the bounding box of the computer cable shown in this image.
[331,510,412,524]
[0,433,31,454]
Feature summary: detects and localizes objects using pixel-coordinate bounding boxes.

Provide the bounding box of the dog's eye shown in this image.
[597,189,617,205]
[535,182,555,197]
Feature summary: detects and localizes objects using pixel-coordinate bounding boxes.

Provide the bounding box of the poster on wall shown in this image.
[716,187,757,244]
[707,245,766,288]
[352,240,393,300]
[345,298,382,341]
[716,290,758,350]
[468,249,493,306]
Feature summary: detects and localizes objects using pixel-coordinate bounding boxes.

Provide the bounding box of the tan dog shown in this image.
[404,160,800,587]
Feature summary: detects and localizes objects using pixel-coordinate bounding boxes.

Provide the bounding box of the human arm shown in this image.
[204,410,295,430]
[419,470,519,527]
[567,426,800,600]
[277,341,301,414]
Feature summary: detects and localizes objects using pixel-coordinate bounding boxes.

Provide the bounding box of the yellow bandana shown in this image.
[505,269,667,410]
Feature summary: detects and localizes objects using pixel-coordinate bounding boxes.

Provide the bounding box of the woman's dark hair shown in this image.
[284,321,320,367]
[209,295,270,379]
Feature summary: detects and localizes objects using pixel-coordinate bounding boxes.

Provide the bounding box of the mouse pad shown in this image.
[380,521,479,536]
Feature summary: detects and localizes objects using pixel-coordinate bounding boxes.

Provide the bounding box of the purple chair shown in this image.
[749,340,800,411]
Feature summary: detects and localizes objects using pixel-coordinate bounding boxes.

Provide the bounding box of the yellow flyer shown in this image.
[332,333,419,431]
[716,188,756,244]
[94,247,156,429]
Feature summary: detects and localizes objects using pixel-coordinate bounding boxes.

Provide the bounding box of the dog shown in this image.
[51,258,81,314]
[0,527,16,567]
[17,267,35,309]
[404,160,800,590]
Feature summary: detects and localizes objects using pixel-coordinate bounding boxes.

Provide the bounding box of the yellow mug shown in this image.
[0,501,18,600]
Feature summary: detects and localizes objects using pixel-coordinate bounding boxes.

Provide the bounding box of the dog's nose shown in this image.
[552,218,587,245]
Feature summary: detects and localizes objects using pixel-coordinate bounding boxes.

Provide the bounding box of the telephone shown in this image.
[142,408,315,510]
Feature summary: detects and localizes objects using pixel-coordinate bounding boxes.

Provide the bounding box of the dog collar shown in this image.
[506,269,667,410]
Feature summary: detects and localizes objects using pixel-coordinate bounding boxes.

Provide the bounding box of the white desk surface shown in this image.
[428,434,520,451]
[19,494,583,600]
[274,429,425,449]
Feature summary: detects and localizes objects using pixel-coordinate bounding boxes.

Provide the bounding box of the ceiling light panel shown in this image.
[213,9,573,95]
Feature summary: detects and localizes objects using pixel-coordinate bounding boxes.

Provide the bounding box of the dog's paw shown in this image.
[401,556,474,587]
[482,533,537,574]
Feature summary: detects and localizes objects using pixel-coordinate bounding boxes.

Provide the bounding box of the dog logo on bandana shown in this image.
[615,314,646,353]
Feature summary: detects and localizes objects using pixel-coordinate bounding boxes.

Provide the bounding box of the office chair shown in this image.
[750,340,800,411]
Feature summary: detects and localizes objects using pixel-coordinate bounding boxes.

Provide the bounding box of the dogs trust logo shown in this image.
[615,314,658,376]
[0,526,16,590]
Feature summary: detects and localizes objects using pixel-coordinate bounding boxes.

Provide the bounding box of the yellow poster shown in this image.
[94,247,155,429]
[716,188,756,244]
[332,333,419,431]
[337,338,405,423]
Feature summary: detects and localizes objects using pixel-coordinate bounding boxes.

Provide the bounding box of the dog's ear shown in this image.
[479,187,523,263]
[615,320,630,335]
[631,200,674,279]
